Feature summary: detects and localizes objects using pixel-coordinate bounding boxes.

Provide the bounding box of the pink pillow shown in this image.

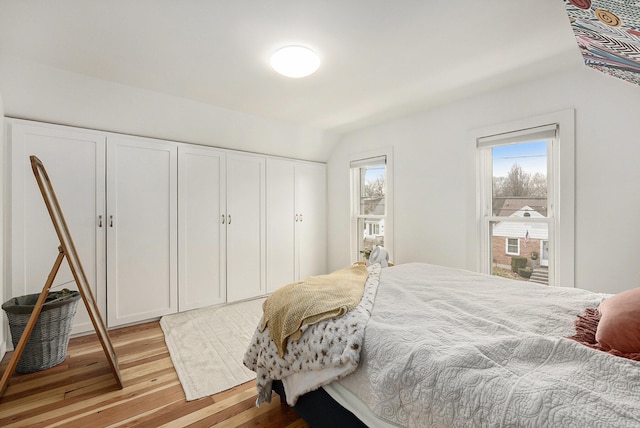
[596,288,640,354]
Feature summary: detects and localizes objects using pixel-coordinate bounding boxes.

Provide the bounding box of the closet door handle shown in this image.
[109,215,114,227]
[295,214,299,222]
[227,214,231,225]
[221,214,226,224]
[299,214,303,222]
[98,215,103,228]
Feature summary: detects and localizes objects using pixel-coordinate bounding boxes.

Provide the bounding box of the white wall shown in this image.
[0,55,336,162]
[1,90,6,359]
[328,65,640,295]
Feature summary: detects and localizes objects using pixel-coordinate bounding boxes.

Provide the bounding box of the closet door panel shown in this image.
[10,122,106,335]
[295,163,327,280]
[107,136,177,327]
[226,154,265,302]
[178,146,226,311]
[266,158,296,292]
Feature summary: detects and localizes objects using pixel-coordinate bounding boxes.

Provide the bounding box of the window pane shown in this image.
[491,220,549,284]
[506,238,519,254]
[358,218,385,260]
[359,165,385,215]
[492,140,548,218]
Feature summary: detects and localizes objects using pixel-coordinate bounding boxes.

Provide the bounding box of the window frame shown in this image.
[483,135,553,278]
[349,148,393,264]
[505,238,520,256]
[471,110,575,287]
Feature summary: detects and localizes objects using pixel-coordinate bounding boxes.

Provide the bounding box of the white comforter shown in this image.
[337,263,640,427]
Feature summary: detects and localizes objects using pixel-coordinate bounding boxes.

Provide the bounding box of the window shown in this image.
[474,110,575,287]
[506,238,520,255]
[480,126,553,283]
[350,151,392,263]
[366,222,381,236]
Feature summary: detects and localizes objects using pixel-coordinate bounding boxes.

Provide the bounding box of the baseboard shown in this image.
[0,339,6,360]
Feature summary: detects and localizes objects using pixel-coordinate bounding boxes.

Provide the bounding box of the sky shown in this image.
[492,140,547,177]
[364,165,385,183]
[361,141,546,181]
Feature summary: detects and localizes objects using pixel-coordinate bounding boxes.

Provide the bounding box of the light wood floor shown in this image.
[0,321,309,427]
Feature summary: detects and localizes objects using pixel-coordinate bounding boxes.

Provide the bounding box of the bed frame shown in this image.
[271,380,366,427]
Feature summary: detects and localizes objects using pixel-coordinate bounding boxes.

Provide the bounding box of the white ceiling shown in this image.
[0,0,583,134]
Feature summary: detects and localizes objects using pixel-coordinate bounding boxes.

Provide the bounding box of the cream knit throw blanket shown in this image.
[261,264,368,357]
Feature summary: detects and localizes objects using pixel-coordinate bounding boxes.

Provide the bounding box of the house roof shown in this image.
[493,206,548,240]
[493,197,548,217]
[493,222,548,241]
[362,197,385,216]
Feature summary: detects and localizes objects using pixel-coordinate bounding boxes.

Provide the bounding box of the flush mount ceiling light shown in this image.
[270,46,320,78]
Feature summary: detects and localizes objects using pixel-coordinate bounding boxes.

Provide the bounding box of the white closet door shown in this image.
[226,153,266,302]
[295,163,327,280]
[178,145,226,311]
[10,122,106,334]
[106,136,177,327]
[266,158,296,292]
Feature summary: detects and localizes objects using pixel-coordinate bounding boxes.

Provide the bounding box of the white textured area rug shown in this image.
[160,297,265,401]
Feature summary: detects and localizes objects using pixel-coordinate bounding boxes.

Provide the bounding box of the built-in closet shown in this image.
[10,123,107,333]
[106,135,178,327]
[7,119,326,332]
[177,145,267,310]
[266,158,326,292]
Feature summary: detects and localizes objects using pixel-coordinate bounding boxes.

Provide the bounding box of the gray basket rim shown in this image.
[2,291,81,315]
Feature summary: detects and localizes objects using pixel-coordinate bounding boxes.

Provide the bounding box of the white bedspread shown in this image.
[337,263,640,427]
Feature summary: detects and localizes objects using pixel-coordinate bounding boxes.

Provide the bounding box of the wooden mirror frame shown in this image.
[0,156,123,397]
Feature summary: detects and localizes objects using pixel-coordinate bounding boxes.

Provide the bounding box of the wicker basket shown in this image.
[2,290,81,373]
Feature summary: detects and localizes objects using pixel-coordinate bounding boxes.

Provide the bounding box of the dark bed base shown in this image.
[271,380,368,428]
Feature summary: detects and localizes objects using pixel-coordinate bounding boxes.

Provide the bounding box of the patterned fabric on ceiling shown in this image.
[564,0,640,86]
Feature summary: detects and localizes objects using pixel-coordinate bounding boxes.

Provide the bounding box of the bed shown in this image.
[244,262,640,427]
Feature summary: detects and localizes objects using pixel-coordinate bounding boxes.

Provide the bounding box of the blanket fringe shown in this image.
[569,307,600,344]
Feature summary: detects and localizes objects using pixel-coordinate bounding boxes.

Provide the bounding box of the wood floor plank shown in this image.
[0,373,115,420]
[207,396,278,428]
[0,321,309,427]
[0,361,112,398]
[107,395,214,428]
[284,419,313,428]
[3,373,177,427]
[157,386,258,427]
[52,380,185,427]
